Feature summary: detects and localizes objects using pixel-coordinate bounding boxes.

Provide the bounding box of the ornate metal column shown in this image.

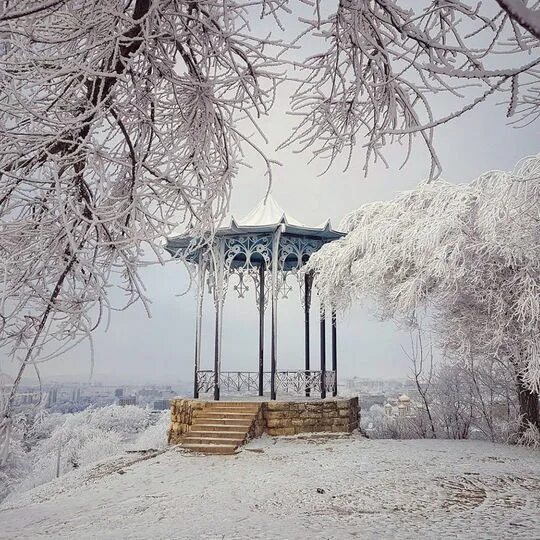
[193,254,206,399]
[213,240,225,401]
[304,272,313,397]
[258,263,265,397]
[270,227,282,400]
[331,308,337,397]
[320,301,326,399]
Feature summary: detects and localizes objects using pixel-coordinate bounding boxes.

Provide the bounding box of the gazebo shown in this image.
[165,195,344,401]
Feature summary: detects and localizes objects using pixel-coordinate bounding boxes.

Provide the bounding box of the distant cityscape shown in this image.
[3,375,422,417]
[4,379,194,415]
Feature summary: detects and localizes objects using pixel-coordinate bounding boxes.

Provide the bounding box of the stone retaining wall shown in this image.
[168,397,359,442]
[262,397,359,436]
[168,398,205,444]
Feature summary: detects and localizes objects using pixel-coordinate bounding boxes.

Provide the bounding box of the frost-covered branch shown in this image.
[285,0,540,178]
[495,0,540,40]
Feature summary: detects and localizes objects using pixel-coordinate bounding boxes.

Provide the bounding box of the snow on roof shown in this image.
[230,194,333,230]
[234,194,306,228]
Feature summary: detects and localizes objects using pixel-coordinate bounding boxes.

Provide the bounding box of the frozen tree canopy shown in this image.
[308,155,540,433]
[0,0,286,443]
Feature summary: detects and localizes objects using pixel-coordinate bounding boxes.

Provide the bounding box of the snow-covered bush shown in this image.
[516,423,540,449]
[360,405,384,437]
[433,358,519,443]
[134,411,169,450]
[363,354,520,443]
[2,405,168,499]
[26,412,67,445]
[0,438,31,502]
[17,422,123,493]
[83,405,150,435]
[361,404,425,440]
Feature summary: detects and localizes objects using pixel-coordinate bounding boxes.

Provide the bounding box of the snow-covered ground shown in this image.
[1,435,538,540]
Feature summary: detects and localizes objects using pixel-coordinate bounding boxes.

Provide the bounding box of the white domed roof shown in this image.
[234,194,306,228]
[398,394,410,402]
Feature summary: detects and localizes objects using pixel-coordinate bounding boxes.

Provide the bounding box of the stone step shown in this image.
[194,408,257,415]
[191,418,252,431]
[202,406,260,414]
[181,443,237,455]
[202,402,260,409]
[193,423,253,432]
[189,430,248,439]
[183,435,245,445]
[194,411,255,420]
[192,416,254,424]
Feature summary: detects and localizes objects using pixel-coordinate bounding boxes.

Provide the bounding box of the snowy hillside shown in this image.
[1,435,538,540]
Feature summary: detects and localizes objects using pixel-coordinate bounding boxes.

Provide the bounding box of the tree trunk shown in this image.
[517,375,540,434]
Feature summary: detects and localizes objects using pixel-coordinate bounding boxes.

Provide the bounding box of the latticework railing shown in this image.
[196,370,215,393]
[196,369,336,395]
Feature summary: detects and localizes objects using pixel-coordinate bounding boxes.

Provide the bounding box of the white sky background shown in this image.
[2,3,539,385]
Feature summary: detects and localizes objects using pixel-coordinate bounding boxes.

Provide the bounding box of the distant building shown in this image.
[153,399,170,411]
[119,395,136,406]
[384,394,416,418]
[114,388,124,398]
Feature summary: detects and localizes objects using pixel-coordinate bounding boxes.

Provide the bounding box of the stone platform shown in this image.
[169,397,359,453]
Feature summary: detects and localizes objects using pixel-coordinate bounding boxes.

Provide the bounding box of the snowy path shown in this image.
[1,436,539,539]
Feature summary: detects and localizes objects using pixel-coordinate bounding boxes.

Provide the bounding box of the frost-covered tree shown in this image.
[0,0,285,455]
[1,0,540,458]
[429,357,519,441]
[308,155,540,436]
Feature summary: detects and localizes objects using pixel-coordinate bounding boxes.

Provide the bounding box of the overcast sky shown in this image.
[2,5,539,387]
